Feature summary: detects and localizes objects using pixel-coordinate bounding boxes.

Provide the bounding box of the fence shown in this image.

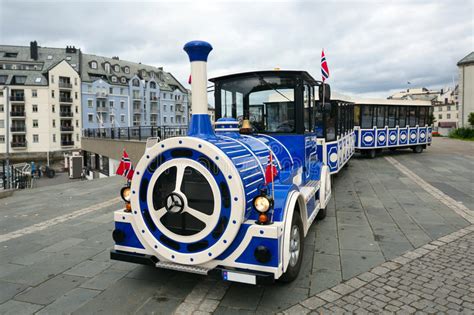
[82,126,188,141]
[1,160,30,190]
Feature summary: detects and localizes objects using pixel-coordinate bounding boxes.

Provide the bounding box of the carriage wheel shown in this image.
[368,149,376,159]
[413,145,423,153]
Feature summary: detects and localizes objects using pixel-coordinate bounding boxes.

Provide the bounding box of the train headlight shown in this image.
[120,186,131,203]
[253,195,272,213]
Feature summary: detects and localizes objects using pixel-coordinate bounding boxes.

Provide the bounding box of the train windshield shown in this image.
[217,75,296,133]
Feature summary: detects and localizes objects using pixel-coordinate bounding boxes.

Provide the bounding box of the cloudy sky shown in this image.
[1,0,472,97]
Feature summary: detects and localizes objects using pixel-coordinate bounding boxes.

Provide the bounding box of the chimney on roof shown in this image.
[112,56,119,60]
[65,45,77,53]
[158,67,163,71]
[30,41,38,60]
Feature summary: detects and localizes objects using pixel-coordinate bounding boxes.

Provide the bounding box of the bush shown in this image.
[432,131,441,137]
[449,127,474,140]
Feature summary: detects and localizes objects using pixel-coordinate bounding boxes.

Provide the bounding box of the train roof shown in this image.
[350,98,432,107]
[209,70,322,86]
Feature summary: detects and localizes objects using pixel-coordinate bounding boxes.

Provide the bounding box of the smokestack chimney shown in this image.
[30,41,38,60]
[183,41,214,137]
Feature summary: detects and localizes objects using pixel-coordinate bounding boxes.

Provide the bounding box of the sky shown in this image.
[0,0,473,98]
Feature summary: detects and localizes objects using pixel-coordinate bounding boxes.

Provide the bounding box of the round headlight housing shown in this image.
[253,195,272,213]
[120,186,131,203]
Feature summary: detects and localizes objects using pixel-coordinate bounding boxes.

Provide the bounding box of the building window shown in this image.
[164,105,167,111]
[121,114,125,122]
[74,78,78,86]
[51,75,54,84]
[121,77,126,84]
[33,134,39,143]
[0,135,5,143]
[32,89,37,97]
[75,120,79,127]
[53,134,56,142]
[91,61,98,69]
[171,117,174,123]
[114,65,120,72]
[447,105,451,111]
[88,99,93,108]
[163,93,166,99]
[124,66,130,74]
[111,76,117,83]
[109,87,113,94]
[51,90,55,98]
[438,114,442,119]
[120,88,124,95]
[104,63,111,73]
[0,120,4,128]
[0,105,3,112]
[32,104,38,112]
[163,116,167,123]
[33,120,39,128]
[52,105,55,113]
[110,115,114,123]
[132,78,140,87]
[170,105,173,111]
[52,119,56,128]
[88,114,93,122]
[447,113,451,119]
[75,92,78,99]
[75,106,78,113]
[109,101,114,108]
[120,101,125,109]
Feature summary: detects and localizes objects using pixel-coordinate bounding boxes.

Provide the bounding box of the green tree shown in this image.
[468,112,474,128]
[428,114,436,125]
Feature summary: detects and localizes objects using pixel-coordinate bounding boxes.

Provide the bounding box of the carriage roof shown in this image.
[209,70,322,86]
[350,98,432,107]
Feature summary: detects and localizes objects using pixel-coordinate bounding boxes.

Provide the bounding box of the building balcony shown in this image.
[61,126,74,132]
[133,108,141,114]
[10,95,25,102]
[97,106,109,113]
[10,111,26,117]
[59,82,73,89]
[11,141,27,148]
[59,111,73,118]
[59,96,73,103]
[10,126,26,132]
[61,140,75,147]
[150,96,158,101]
[96,92,108,99]
[132,96,142,100]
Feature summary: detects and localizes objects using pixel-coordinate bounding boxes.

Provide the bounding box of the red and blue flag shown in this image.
[321,49,330,82]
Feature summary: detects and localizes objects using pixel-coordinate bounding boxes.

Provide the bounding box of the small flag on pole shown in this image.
[321,49,330,82]
[116,149,134,180]
[265,152,278,185]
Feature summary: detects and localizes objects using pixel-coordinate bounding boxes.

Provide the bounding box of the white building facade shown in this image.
[458,52,474,127]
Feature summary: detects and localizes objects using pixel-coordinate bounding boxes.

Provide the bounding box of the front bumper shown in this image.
[110,249,274,285]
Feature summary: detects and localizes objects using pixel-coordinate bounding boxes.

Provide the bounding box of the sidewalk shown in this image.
[284,225,474,314]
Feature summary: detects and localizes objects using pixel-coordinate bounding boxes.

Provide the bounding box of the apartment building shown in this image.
[81,54,188,129]
[0,42,81,158]
[458,52,474,127]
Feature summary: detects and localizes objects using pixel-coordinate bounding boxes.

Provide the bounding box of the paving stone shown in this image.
[0,300,44,315]
[330,283,355,296]
[14,274,86,305]
[220,283,264,311]
[309,269,342,295]
[0,280,28,304]
[345,277,366,289]
[300,296,326,310]
[257,285,308,313]
[198,299,220,312]
[80,268,128,290]
[64,260,112,278]
[283,303,310,314]
[40,238,85,253]
[316,289,341,302]
[36,288,101,315]
[340,250,385,280]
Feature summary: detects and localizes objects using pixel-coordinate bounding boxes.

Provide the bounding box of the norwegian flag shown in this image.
[321,49,330,82]
[116,149,134,180]
[264,152,278,185]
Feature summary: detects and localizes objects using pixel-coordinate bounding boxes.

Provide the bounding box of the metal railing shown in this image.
[11,141,27,148]
[10,95,24,102]
[60,126,74,132]
[60,111,73,117]
[1,160,30,190]
[83,126,188,141]
[59,96,73,103]
[10,126,26,132]
[10,111,25,117]
[59,82,73,89]
[61,140,75,146]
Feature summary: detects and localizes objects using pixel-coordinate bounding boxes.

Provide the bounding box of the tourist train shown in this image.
[353,99,433,158]
[110,41,432,284]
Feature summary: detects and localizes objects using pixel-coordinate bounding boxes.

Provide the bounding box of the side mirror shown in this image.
[318,83,331,102]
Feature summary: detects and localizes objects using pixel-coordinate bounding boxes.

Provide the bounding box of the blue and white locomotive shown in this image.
[111,41,335,284]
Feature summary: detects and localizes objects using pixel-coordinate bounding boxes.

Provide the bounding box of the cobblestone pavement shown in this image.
[0,137,472,314]
[284,225,474,314]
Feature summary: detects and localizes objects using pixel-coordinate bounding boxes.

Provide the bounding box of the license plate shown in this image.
[223,270,256,285]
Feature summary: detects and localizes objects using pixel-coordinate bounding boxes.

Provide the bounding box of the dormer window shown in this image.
[124,66,130,74]
[111,76,118,83]
[132,78,140,87]
[114,65,120,73]
[104,63,111,73]
[91,61,98,69]
[150,81,156,89]
[121,77,127,84]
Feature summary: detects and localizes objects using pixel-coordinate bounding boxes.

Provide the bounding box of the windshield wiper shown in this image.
[255,74,293,103]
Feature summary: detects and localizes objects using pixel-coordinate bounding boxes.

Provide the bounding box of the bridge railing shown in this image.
[82,126,188,141]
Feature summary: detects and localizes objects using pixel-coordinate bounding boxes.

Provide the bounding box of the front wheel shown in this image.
[279,213,304,283]
[413,145,423,153]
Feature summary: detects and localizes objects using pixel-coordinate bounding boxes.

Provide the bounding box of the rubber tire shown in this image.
[316,207,327,221]
[369,149,376,159]
[279,212,304,283]
[413,145,423,153]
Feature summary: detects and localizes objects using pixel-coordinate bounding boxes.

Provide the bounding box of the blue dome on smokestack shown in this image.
[183,41,213,62]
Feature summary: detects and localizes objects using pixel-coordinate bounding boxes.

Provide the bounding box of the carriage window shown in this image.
[314,101,324,138]
[414,107,420,126]
[387,106,397,128]
[361,105,373,129]
[375,106,385,128]
[325,102,337,141]
[408,106,416,126]
[220,89,244,121]
[354,105,360,126]
[304,85,312,132]
[419,107,426,126]
[399,106,407,127]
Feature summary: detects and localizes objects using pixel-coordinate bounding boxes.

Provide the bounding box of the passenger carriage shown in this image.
[353,99,433,158]
[110,41,343,284]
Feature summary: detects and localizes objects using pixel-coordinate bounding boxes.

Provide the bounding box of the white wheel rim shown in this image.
[289,225,301,267]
